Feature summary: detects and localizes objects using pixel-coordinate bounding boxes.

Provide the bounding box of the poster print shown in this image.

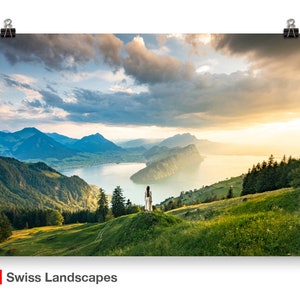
[0,34,299,255]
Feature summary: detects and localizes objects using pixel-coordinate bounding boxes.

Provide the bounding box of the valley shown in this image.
[1,144,300,256]
[0,127,273,208]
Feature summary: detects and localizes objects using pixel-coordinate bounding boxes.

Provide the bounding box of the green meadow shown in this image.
[1,187,299,256]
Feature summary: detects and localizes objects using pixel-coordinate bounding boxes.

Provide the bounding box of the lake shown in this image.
[61,155,268,206]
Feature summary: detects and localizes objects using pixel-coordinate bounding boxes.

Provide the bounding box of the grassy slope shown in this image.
[161,175,243,206]
[1,188,299,256]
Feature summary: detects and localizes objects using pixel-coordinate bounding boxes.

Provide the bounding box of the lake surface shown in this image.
[61,155,267,206]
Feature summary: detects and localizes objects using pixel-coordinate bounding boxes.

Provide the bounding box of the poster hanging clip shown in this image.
[283,19,298,38]
[1,19,16,38]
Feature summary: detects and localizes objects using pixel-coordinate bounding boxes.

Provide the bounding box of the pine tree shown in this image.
[97,188,109,222]
[125,199,133,215]
[226,186,234,199]
[111,186,126,217]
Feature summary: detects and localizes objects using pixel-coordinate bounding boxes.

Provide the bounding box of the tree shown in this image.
[289,167,300,188]
[0,213,12,242]
[97,188,109,222]
[125,199,142,214]
[125,199,133,214]
[111,186,126,217]
[241,155,300,195]
[268,154,275,167]
[226,186,234,199]
[49,210,64,226]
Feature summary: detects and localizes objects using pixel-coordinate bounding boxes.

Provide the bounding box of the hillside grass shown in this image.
[161,175,243,207]
[1,188,299,256]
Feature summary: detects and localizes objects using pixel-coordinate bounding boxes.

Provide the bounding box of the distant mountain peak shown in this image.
[11,127,44,140]
[83,132,105,140]
[18,127,41,133]
[94,133,103,137]
[159,132,198,148]
[0,127,124,162]
[73,132,121,153]
[174,133,196,138]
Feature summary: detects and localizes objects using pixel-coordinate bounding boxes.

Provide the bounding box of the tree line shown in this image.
[0,185,142,242]
[160,155,300,212]
[241,155,300,195]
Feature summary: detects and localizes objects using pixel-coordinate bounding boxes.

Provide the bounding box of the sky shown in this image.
[1,33,300,154]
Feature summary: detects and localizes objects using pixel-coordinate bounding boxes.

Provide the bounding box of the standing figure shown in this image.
[144,186,152,212]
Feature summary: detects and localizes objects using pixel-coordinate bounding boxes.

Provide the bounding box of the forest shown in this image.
[241,155,300,195]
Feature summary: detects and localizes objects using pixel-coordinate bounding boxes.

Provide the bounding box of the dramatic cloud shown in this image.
[123,36,195,84]
[144,71,284,128]
[1,34,300,135]
[15,69,293,130]
[46,88,154,125]
[211,34,300,76]
[211,34,299,58]
[0,34,123,71]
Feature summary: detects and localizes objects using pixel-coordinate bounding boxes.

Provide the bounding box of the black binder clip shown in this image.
[283,19,298,38]
[1,19,16,38]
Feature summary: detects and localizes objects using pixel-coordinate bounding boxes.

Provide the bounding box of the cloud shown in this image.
[12,71,252,128]
[210,34,300,76]
[1,34,123,71]
[1,73,43,103]
[123,36,195,84]
[12,65,299,131]
[109,85,138,94]
[184,34,212,55]
[2,34,300,132]
[67,88,152,124]
[2,74,34,89]
[97,34,123,67]
[38,90,65,107]
[149,70,300,129]
[61,69,128,83]
[211,34,299,58]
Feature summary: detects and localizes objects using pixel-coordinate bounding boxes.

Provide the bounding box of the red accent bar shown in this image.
[0,269,2,285]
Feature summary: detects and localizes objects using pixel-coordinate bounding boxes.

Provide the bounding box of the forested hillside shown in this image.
[0,156,98,210]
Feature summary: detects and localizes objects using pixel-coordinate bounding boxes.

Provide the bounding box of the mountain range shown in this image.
[0,128,275,170]
[0,127,124,167]
[119,133,276,155]
[47,132,121,153]
[0,128,279,214]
